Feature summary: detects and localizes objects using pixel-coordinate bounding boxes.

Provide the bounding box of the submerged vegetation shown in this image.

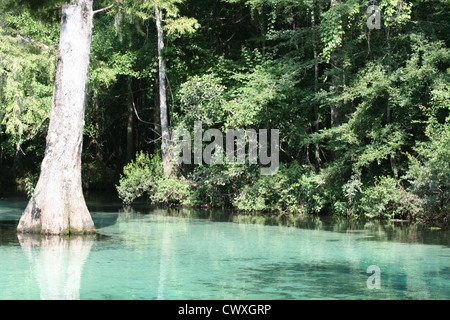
[0,1,449,226]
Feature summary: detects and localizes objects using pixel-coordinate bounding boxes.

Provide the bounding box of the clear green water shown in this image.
[0,196,449,300]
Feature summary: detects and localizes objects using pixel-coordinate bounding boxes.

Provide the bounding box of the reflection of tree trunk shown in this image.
[155,7,172,176]
[157,231,171,300]
[18,234,94,300]
[17,0,95,235]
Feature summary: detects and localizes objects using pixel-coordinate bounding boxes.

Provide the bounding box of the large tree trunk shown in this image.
[155,7,172,176]
[17,0,95,235]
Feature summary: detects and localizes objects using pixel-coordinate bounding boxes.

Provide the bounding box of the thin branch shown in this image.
[93,1,116,15]
[129,87,162,138]
[145,136,162,145]
[16,34,54,52]
[131,95,159,127]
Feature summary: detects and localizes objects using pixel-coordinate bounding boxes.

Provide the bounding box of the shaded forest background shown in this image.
[0,0,448,225]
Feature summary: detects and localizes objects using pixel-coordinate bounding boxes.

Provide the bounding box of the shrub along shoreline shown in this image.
[116,151,449,229]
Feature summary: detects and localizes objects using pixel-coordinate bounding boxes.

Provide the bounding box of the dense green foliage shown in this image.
[0,0,449,226]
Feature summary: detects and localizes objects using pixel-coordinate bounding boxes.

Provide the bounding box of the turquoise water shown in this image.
[0,196,449,300]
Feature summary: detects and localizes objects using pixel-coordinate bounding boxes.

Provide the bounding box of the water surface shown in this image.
[0,196,449,300]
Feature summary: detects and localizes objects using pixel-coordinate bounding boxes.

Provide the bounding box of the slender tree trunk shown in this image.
[155,7,172,176]
[311,2,321,170]
[17,0,95,235]
[330,72,341,128]
[153,77,160,154]
[91,89,103,161]
[0,72,3,172]
[329,0,342,130]
[328,0,344,163]
[0,127,2,171]
[385,27,399,180]
[0,73,3,171]
[126,77,135,163]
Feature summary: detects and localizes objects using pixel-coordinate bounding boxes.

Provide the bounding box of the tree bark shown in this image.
[17,0,95,235]
[155,7,172,176]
